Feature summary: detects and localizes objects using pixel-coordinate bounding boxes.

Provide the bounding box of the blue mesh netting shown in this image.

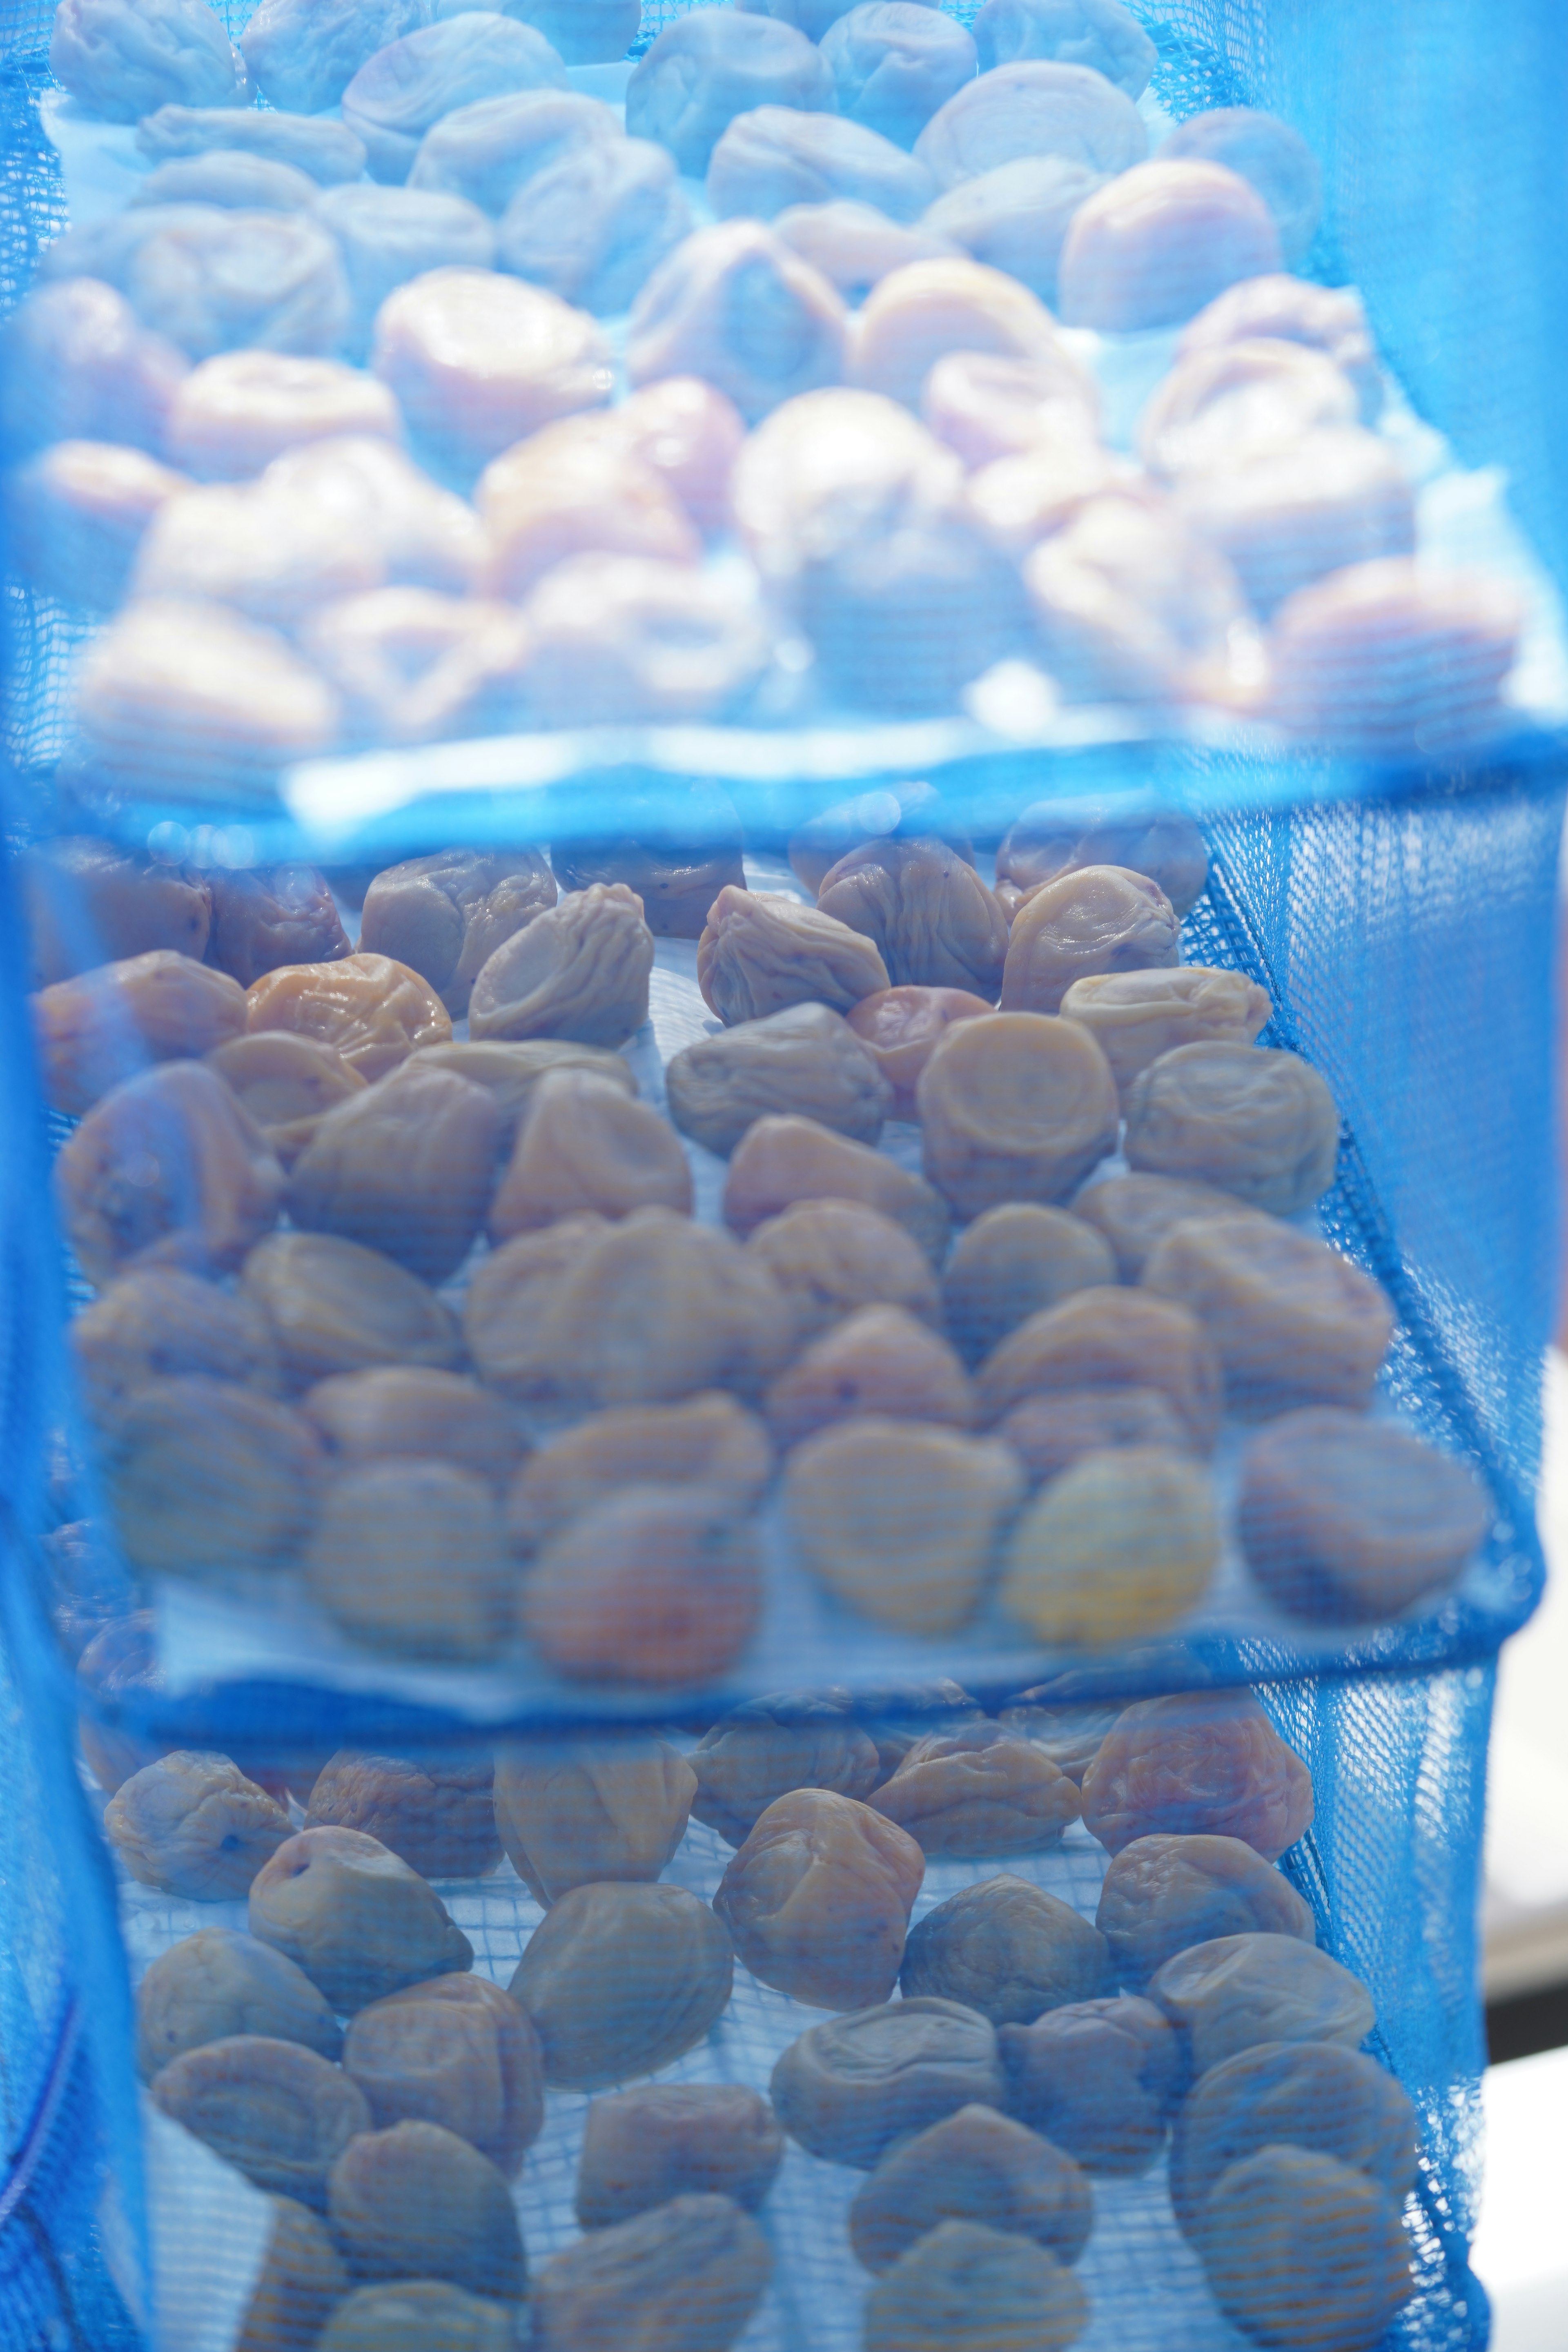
[0,0,1563,2346]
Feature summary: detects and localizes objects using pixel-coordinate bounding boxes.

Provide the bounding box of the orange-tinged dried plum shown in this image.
[304,1460,516,1661]
[247,952,451,1080]
[746,1198,940,1346]
[975,1287,1222,1451]
[919,1012,1118,1218]
[1123,1040,1338,1215]
[1096,1832,1316,1991]
[34,948,246,1114]
[137,1928,343,2080]
[244,1232,462,1388]
[1001,864,1180,1017]
[668,1001,892,1156]
[998,1993,1181,2173]
[468,882,654,1048]
[520,1483,763,1683]
[506,1391,770,1552]
[576,2086,783,2227]
[71,1265,282,1426]
[698,886,889,1024]
[490,1068,690,1236]
[107,1751,293,1898]
[303,1368,525,1494]
[765,1303,974,1448]
[532,2194,771,2352]
[207,1031,368,1166]
[1142,1212,1392,1413]
[1072,1169,1242,1279]
[1000,1445,1222,1646]
[771,1998,1002,2167]
[207,864,351,989]
[724,1113,949,1259]
[846,983,993,1117]
[286,1060,501,1283]
[817,836,1008,996]
[105,1375,320,1576]
[1061,964,1271,1098]
[690,1691,881,1848]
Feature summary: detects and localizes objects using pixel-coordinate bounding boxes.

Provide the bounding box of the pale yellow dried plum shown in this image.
[1061,965,1271,1098]
[1096,1831,1316,1990]
[1199,2146,1413,2350]
[1081,1692,1314,1861]
[1236,1407,1490,1620]
[236,2195,349,2352]
[770,1998,1002,2167]
[690,1691,881,1847]
[316,2282,514,2352]
[943,1203,1115,1365]
[360,849,558,1018]
[873,1726,1081,1859]
[285,1059,501,1284]
[106,1750,294,1898]
[863,2217,1089,2352]
[71,1265,282,1427]
[1142,1212,1394,1414]
[489,1067,691,1236]
[1167,2040,1419,2248]
[785,1416,1023,1635]
[1123,1041,1339,1215]
[1000,864,1181,1016]
[247,952,451,1080]
[900,1876,1107,2025]
[975,1287,1222,1451]
[327,2120,526,2301]
[505,1392,771,1552]
[520,1484,763,1684]
[713,1786,924,2009]
[136,1927,342,2080]
[303,1368,525,1495]
[698,886,889,1023]
[509,1880,734,2089]
[207,1031,368,1166]
[765,1303,975,1448]
[491,1733,695,1904]
[304,1461,515,1662]
[208,864,351,989]
[919,1011,1119,1219]
[817,836,1009,997]
[105,1375,321,1576]
[244,1232,462,1388]
[342,1975,543,2178]
[34,948,246,1114]
[724,1114,949,1261]
[305,1752,503,1879]
[745,1198,940,1347]
[468,882,654,1048]
[531,2194,771,2352]
[151,2034,372,2208]
[249,1825,473,2013]
[668,1000,892,1155]
[58,1060,283,1286]
[998,1993,1181,2173]
[850,2104,1092,2273]
[576,2085,783,2227]
[1000,1445,1222,1647]
[1071,1170,1242,1280]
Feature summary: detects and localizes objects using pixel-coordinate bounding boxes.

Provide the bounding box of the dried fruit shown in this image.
[850,2104,1092,2273]
[521,1484,763,1683]
[845,984,993,1117]
[1001,864,1181,1017]
[303,1368,525,1495]
[207,1031,368,1166]
[697,887,890,1024]
[491,1733,696,1903]
[998,1993,1181,2173]
[576,2085,783,2227]
[1198,2145,1413,2352]
[995,804,1208,915]
[22,834,212,987]
[461,1215,609,1399]
[286,1060,501,1283]
[771,1998,1002,2167]
[765,1304,975,1448]
[151,2035,371,2207]
[490,1068,691,1235]
[874,1726,1082,1859]
[402,1038,634,1146]
[136,1927,343,2079]
[746,1197,940,1346]
[1149,1933,1375,2076]
[690,1690,881,1847]
[244,1232,462,1388]
[247,951,451,1080]
[975,1287,1223,1452]
[359,848,557,1017]
[106,1750,294,1898]
[33,948,246,1115]
[1080,1692,1314,1861]
[942,1202,1115,1365]
[304,1460,516,1661]
[105,1375,321,1576]
[1123,1041,1339,1215]
[1061,964,1272,1098]
[1000,1445,1223,1646]
[249,1825,473,2012]
[785,1416,1023,1634]
[71,1265,282,1426]
[57,1060,283,1287]
[817,837,1009,997]
[236,2196,348,2352]
[724,1114,949,1261]
[900,1875,1107,2023]
[468,882,654,1048]
[510,1881,734,2088]
[328,2120,526,2301]
[668,1001,892,1156]
[1097,1832,1317,1990]
[918,1012,1119,1217]
[1142,1212,1393,1412]
[713,1786,924,2008]
[505,1392,771,1552]
[863,2217,1088,2352]
[207,864,351,989]
[1071,1169,1243,1279]
[342,1976,544,2176]
[317,2282,514,2352]
[532,2194,771,2352]
[305,1752,503,1879]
